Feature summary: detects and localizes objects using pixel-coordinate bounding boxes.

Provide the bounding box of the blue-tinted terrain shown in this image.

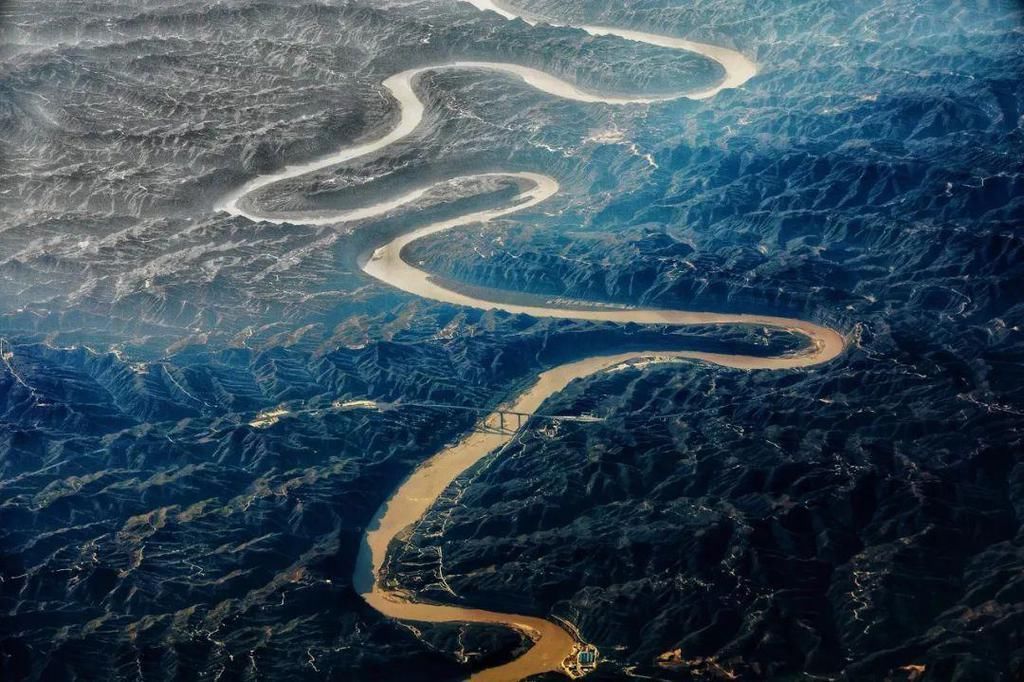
[1,0,1023,680]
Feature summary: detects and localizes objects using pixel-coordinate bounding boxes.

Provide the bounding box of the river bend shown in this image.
[218,1,844,679]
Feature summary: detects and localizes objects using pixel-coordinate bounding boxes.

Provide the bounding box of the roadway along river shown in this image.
[219,0,845,678]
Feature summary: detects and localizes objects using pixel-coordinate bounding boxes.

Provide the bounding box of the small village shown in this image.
[563,643,600,678]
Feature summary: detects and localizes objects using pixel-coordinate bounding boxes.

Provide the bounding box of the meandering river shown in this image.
[219,0,845,678]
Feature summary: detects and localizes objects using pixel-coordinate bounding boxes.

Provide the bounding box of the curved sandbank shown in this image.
[219,2,840,679]
[215,15,754,226]
[361,171,844,366]
[463,0,757,99]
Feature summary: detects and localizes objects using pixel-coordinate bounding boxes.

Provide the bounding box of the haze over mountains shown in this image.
[1,0,1023,680]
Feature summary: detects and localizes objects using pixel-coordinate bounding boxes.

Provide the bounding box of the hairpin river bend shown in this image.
[216,1,847,678]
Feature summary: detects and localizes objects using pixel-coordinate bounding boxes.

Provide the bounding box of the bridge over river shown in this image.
[371,400,604,434]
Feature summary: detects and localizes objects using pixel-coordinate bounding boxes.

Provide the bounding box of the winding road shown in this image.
[218,0,845,679]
